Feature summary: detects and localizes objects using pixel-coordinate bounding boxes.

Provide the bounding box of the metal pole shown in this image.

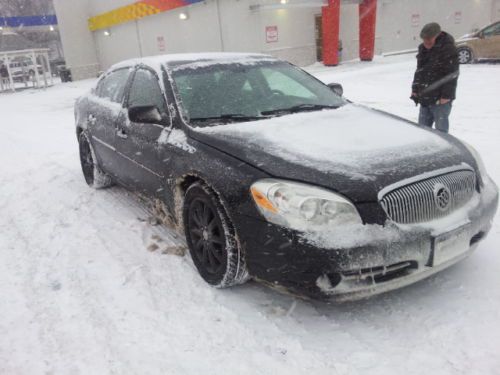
[5,55,15,92]
[45,52,53,86]
[135,20,143,57]
[41,53,48,88]
[31,51,41,88]
[215,0,225,51]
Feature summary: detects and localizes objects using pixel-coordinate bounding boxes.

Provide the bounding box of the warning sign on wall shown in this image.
[454,11,462,24]
[266,26,278,43]
[157,36,166,52]
[411,14,420,27]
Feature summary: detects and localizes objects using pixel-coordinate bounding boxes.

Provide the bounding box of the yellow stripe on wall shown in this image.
[88,3,160,31]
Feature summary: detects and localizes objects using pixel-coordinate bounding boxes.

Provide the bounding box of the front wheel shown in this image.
[183,182,249,288]
[78,132,112,189]
[458,48,473,64]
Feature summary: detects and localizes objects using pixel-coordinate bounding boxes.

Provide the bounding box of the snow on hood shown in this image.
[195,104,453,181]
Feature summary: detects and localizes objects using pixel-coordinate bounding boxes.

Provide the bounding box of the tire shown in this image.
[78,131,112,189]
[458,48,473,64]
[183,182,249,288]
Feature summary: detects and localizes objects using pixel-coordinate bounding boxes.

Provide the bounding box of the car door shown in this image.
[478,22,500,58]
[86,68,132,177]
[113,66,172,196]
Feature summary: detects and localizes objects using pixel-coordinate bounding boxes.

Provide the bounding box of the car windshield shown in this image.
[168,60,346,126]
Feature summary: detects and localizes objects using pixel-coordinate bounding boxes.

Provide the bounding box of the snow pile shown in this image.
[158,128,196,154]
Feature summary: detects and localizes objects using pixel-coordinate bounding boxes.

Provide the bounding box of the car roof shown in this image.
[109,52,277,72]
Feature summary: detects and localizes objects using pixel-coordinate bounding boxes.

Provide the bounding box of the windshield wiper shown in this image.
[261,104,340,116]
[190,114,269,123]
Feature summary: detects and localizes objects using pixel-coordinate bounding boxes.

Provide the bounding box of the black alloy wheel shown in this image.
[183,183,248,287]
[188,197,226,276]
[79,133,95,186]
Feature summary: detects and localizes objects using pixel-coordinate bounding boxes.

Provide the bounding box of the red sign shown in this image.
[157,36,166,52]
[266,26,278,43]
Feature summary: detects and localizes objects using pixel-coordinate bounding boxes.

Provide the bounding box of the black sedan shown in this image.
[75,53,498,300]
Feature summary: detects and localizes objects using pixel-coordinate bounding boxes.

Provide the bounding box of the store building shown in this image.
[53,0,500,80]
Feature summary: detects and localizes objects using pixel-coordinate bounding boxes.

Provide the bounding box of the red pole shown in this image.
[359,0,377,61]
[322,0,340,66]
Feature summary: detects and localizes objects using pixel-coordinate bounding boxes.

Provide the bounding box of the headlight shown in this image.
[250,179,362,231]
[462,141,489,182]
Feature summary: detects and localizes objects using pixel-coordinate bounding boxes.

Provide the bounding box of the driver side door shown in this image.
[114,67,172,197]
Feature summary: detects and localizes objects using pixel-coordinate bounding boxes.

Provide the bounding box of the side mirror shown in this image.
[327,82,344,97]
[128,105,163,124]
[478,31,485,39]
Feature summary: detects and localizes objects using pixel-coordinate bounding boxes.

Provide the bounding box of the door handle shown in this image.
[116,128,128,139]
[88,114,96,125]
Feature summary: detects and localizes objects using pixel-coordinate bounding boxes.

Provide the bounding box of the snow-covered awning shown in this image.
[0,47,53,92]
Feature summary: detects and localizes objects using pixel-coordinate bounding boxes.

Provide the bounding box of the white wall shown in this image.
[55,0,498,79]
[376,0,495,55]
[53,0,100,80]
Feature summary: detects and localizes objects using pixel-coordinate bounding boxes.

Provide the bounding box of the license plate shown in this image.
[432,224,471,266]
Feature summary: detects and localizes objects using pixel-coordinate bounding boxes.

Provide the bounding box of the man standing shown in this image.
[0,63,9,91]
[411,22,459,133]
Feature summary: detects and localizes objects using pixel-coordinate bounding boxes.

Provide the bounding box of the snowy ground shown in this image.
[1,55,499,375]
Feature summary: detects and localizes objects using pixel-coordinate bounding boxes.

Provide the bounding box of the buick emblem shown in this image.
[433,183,451,211]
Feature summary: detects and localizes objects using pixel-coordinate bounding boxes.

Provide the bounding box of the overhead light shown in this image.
[280,0,289,4]
[49,25,55,31]
[179,12,189,20]
[103,30,111,36]
[0,26,3,31]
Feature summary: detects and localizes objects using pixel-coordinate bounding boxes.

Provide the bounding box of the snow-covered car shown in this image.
[75,53,498,300]
[456,21,500,64]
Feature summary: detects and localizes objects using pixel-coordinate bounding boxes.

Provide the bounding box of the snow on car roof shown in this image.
[110,52,275,71]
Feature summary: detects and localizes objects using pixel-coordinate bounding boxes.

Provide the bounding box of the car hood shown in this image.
[190,104,476,202]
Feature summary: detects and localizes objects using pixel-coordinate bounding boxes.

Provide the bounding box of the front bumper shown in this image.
[235,178,498,301]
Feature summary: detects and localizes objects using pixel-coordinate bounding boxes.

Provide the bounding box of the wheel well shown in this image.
[174,174,206,230]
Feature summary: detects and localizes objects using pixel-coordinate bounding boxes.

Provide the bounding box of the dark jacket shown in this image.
[412,32,459,106]
[0,65,9,78]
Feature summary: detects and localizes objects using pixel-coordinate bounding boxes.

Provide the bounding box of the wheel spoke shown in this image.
[192,203,204,226]
[202,203,212,225]
[190,228,203,238]
[211,235,225,246]
[194,237,204,252]
[207,247,217,268]
[201,243,209,264]
[210,246,224,263]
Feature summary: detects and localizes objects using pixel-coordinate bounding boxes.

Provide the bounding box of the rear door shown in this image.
[87,68,132,177]
[114,66,172,196]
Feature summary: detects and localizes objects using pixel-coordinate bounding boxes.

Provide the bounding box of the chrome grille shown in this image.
[380,169,476,224]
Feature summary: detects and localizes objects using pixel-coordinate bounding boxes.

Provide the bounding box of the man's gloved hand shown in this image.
[410,93,419,106]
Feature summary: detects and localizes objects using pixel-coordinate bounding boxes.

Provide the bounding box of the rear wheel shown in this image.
[458,48,473,64]
[78,132,112,189]
[183,182,249,287]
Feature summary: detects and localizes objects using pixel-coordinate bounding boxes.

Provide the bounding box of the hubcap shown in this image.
[188,198,226,274]
[458,50,470,63]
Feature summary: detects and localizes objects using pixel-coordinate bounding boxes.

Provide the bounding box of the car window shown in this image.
[97,69,130,103]
[127,68,167,114]
[262,69,316,100]
[483,22,500,37]
[170,61,345,125]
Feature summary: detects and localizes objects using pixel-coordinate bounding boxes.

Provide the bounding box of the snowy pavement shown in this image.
[1,55,499,375]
